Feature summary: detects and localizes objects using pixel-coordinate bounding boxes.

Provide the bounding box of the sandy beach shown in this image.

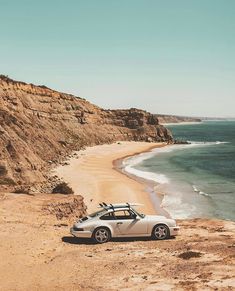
[0,141,235,290]
[163,121,202,126]
[54,141,166,215]
[2,1,234,289]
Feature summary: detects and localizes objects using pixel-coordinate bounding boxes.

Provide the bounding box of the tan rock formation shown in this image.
[0,75,173,190]
[157,114,201,124]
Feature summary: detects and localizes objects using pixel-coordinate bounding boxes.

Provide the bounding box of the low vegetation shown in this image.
[52,182,74,194]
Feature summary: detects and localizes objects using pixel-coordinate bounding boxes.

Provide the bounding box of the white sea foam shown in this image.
[123,144,187,169]
[122,146,173,184]
[199,191,210,196]
[125,165,169,184]
[192,184,210,196]
[122,141,226,219]
[188,141,229,146]
[192,184,199,192]
[122,140,227,184]
[161,193,196,219]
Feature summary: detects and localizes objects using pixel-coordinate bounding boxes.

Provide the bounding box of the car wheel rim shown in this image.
[154,226,167,239]
[95,229,109,243]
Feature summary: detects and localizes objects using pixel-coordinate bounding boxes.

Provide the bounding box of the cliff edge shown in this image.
[157,114,201,124]
[0,75,173,190]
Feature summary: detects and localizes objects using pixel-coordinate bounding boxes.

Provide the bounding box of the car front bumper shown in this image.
[169,226,180,236]
[70,227,92,238]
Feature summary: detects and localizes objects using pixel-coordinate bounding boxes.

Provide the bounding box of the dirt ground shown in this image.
[0,193,234,291]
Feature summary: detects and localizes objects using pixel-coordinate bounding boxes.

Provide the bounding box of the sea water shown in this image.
[124,121,235,220]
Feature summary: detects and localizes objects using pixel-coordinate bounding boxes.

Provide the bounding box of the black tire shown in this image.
[92,227,111,244]
[152,224,170,240]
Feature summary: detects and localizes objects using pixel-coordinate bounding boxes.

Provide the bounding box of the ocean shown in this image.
[124,121,235,220]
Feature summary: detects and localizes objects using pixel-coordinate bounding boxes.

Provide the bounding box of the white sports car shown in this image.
[70,203,179,243]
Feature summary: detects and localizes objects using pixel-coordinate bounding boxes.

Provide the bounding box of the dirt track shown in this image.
[0,193,234,290]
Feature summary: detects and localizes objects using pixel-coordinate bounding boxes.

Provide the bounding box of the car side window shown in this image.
[114,210,136,220]
[100,212,116,220]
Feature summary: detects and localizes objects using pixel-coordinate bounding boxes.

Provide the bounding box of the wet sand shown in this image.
[54,141,167,215]
[0,141,234,290]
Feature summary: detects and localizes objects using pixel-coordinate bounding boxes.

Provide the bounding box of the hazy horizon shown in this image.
[1,0,234,118]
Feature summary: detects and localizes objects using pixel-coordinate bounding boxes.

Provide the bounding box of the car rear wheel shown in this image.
[93,227,111,244]
[152,224,170,240]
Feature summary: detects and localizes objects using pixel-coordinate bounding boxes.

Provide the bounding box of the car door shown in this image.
[113,209,148,236]
[99,211,122,236]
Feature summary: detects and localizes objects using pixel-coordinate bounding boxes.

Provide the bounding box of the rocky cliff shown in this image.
[157,114,201,124]
[0,75,173,190]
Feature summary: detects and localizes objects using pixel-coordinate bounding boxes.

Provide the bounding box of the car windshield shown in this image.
[89,209,107,218]
[133,208,145,218]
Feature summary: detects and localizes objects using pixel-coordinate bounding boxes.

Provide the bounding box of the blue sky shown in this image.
[1,0,235,117]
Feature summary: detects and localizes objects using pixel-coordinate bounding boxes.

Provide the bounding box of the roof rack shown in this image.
[98,202,143,210]
[98,202,109,210]
[110,203,115,211]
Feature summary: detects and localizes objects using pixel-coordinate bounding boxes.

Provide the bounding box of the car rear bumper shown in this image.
[169,226,180,236]
[70,227,92,238]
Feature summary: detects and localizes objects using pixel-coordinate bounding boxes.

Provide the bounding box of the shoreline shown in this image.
[113,146,170,218]
[1,144,235,290]
[163,121,202,126]
[53,141,169,215]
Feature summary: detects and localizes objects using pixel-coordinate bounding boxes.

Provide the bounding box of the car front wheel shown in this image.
[92,227,111,244]
[152,224,170,240]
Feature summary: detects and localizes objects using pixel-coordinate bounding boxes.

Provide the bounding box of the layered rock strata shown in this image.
[0,75,173,190]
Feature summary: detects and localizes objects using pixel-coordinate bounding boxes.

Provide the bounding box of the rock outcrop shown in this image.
[42,195,87,221]
[0,75,173,190]
[157,114,201,124]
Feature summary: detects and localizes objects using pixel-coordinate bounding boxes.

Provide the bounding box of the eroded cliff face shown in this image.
[0,75,173,190]
[157,114,201,124]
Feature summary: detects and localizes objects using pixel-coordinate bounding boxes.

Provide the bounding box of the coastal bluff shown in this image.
[0,192,234,291]
[157,114,201,124]
[0,75,172,190]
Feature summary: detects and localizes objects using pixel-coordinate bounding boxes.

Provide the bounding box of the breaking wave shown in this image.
[192,185,210,197]
[188,141,229,146]
[121,138,231,219]
[124,165,169,184]
[122,140,228,186]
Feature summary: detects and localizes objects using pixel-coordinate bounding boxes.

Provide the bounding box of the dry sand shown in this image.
[0,192,234,291]
[54,141,165,214]
[0,141,234,290]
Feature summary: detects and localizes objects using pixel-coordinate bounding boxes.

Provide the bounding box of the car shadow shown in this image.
[62,236,96,245]
[62,236,175,245]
